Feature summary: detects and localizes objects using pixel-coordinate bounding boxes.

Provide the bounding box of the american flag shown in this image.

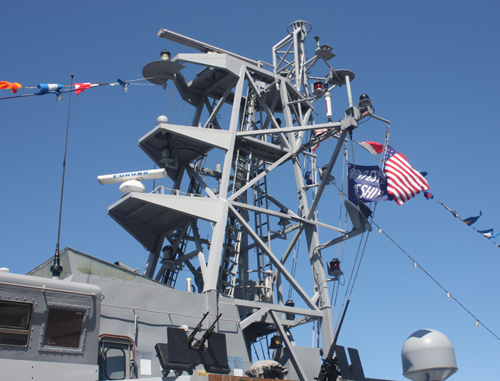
[383,145,429,205]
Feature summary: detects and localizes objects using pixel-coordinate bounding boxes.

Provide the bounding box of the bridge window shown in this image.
[44,308,84,348]
[0,301,32,346]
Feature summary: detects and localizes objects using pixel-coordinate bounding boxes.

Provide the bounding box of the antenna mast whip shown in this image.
[51,74,74,278]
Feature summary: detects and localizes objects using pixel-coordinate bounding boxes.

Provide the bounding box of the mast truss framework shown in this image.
[109,20,374,376]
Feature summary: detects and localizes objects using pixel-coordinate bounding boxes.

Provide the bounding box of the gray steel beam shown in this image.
[270,311,307,381]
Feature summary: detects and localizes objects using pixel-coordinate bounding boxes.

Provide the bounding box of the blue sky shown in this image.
[2,1,500,380]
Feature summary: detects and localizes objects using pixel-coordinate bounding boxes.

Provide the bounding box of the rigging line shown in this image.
[0,93,37,100]
[259,336,265,361]
[337,195,372,307]
[287,237,300,301]
[344,230,367,300]
[172,90,191,125]
[252,343,260,361]
[332,143,348,310]
[426,195,500,248]
[332,232,366,336]
[348,218,373,300]
[371,219,500,342]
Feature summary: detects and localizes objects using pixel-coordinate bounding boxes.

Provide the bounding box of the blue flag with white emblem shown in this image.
[347,163,390,205]
[477,228,499,239]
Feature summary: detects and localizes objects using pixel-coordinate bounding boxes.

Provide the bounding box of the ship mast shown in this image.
[108,20,370,379]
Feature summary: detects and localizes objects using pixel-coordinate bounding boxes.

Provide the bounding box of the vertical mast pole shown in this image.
[51,74,74,278]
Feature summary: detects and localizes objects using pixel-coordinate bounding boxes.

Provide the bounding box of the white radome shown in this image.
[119,180,146,194]
[401,329,457,381]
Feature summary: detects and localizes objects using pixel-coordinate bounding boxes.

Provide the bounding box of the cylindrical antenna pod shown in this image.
[325,91,332,122]
[97,168,167,185]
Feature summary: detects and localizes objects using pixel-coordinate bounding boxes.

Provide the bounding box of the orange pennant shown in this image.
[0,81,22,93]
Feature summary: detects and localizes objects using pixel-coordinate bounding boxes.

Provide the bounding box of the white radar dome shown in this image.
[157,115,169,124]
[401,329,457,381]
[119,180,146,194]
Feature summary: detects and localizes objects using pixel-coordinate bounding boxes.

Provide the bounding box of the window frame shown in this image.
[39,304,89,354]
[0,300,32,347]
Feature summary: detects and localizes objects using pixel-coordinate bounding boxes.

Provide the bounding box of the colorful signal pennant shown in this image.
[36,84,65,95]
[74,83,92,95]
[424,194,500,248]
[358,141,384,155]
[0,81,22,93]
[0,76,161,101]
[462,211,482,226]
[477,229,499,239]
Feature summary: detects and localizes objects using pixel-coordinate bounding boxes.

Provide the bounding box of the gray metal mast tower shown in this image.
[109,20,371,380]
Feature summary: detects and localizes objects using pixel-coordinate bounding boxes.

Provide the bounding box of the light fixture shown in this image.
[312,81,325,97]
[160,145,174,164]
[475,320,480,327]
[285,300,295,320]
[160,49,171,61]
[446,292,451,300]
[327,258,343,277]
[155,131,169,140]
[278,210,288,227]
[358,94,373,116]
[162,245,174,261]
[319,164,335,183]
[378,227,383,235]
[269,335,283,349]
[413,261,418,269]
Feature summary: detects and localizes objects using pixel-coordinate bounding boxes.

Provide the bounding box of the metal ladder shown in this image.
[253,159,272,284]
[232,147,252,201]
[162,159,206,287]
[220,217,242,297]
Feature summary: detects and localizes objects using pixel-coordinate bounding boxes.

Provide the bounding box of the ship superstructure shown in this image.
[0,21,427,381]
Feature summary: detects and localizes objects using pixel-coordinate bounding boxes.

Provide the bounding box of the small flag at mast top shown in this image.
[0,81,22,93]
[383,145,429,205]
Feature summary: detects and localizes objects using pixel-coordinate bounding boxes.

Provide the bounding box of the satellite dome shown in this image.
[401,329,457,381]
[157,115,169,124]
[119,180,146,194]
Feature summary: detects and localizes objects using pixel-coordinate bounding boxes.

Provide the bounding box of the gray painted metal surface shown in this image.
[0,20,398,381]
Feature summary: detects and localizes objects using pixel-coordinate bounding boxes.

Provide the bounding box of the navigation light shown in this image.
[358,94,373,116]
[162,245,174,261]
[327,258,343,277]
[313,81,325,97]
[160,145,174,164]
[269,335,283,349]
[161,50,171,61]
